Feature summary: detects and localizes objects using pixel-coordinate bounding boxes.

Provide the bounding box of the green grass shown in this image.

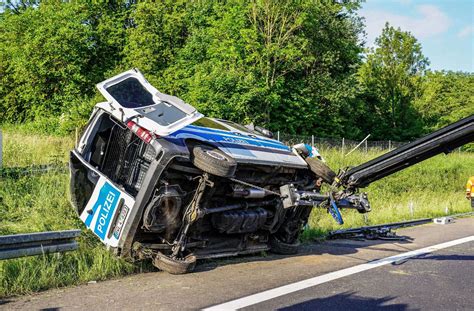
[0,129,144,298]
[1,129,74,167]
[304,147,473,239]
[0,128,472,297]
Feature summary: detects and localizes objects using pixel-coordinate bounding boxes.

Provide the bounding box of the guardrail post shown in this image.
[0,129,3,168]
[75,127,79,148]
[277,131,280,141]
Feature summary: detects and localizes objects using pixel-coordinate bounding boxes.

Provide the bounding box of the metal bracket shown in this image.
[279,184,329,208]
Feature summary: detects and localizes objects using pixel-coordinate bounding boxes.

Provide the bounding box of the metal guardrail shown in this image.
[0,229,81,260]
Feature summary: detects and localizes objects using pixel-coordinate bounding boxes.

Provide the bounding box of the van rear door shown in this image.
[71,111,154,248]
[79,174,135,247]
[96,68,203,137]
[71,149,136,248]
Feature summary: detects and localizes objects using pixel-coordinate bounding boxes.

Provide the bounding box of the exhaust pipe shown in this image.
[231,188,267,199]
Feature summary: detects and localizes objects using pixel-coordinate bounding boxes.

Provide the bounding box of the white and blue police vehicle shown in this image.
[69,69,365,274]
[70,69,473,273]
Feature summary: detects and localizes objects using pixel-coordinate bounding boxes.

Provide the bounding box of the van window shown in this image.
[85,113,156,196]
[192,117,228,130]
[106,77,154,108]
[106,77,188,126]
[217,119,259,135]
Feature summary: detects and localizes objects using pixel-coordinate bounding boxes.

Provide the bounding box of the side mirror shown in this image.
[245,123,273,138]
[245,123,256,131]
[255,126,273,138]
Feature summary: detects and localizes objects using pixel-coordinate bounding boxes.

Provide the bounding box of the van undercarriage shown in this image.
[134,159,316,260]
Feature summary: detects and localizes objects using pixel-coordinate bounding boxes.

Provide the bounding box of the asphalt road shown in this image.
[1,217,473,311]
[242,242,474,311]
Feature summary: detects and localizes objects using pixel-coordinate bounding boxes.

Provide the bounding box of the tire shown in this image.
[153,252,197,274]
[192,145,237,178]
[305,157,336,184]
[269,236,300,255]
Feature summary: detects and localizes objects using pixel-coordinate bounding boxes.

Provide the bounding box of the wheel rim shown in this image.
[205,150,228,161]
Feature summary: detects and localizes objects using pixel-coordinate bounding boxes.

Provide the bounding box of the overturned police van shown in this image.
[70,69,473,274]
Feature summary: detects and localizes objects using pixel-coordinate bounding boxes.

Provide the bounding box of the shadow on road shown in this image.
[0,299,12,306]
[277,291,412,311]
[196,237,416,273]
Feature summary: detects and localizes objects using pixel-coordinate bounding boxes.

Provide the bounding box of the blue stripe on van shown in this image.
[185,125,287,147]
[168,126,290,151]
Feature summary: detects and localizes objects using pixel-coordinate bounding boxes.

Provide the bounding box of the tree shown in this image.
[357,23,429,140]
[0,0,39,14]
[415,71,474,131]
[122,0,192,80]
[132,0,365,136]
[0,3,94,122]
[0,0,365,137]
[0,2,130,131]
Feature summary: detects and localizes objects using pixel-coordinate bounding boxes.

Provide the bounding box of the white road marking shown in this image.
[203,235,474,311]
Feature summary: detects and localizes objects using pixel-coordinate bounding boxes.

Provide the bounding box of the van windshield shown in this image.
[218,119,259,135]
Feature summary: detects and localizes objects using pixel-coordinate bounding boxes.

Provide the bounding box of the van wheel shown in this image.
[269,236,300,255]
[153,252,197,274]
[305,157,336,184]
[192,145,237,178]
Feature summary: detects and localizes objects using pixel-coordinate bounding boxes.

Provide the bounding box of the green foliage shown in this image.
[0,2,471,139]
[0,2,130,132]
[123,0,192,77]
[415,71,474,131]
[1,3,90,120]
[357,23,429,140]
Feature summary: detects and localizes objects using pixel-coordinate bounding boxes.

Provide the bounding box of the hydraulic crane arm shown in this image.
[338,114,474,189]
[280,115,472,225]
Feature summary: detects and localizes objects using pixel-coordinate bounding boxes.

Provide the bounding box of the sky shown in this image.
[358,0,474,72]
